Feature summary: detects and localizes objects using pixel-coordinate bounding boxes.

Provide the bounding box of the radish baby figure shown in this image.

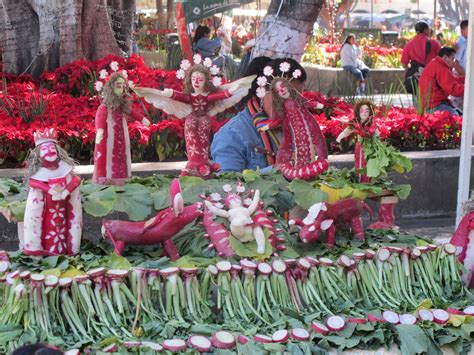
[450,205,474,287]
[23,128,82,256]
[204,183,266,255]
[135,54,254,178]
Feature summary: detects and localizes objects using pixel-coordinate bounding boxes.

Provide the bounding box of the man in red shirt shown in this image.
[418,47,465,115]
[401,21,441,70]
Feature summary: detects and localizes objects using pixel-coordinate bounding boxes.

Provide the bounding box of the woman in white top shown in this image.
[340,34,370,94]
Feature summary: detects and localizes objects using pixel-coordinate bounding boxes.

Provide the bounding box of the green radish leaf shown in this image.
[289,179,327,210]
[82,186,117,217]
[396,324,429,355]
[113,183,152,221]
[229,235,272,259]
[40,268,61,277]
[108,253,132,270]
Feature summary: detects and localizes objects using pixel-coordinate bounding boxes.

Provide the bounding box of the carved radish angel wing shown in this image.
[134,87,193,119]
[208,75,256,116]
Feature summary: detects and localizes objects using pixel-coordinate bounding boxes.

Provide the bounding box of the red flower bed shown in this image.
[0,55,462,168]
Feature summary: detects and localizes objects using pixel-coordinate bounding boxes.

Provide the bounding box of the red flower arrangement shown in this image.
[0,55,462,168]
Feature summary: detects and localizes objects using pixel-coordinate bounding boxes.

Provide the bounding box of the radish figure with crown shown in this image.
[22,129,82,256]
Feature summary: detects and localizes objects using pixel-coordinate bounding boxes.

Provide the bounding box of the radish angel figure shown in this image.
[204,184,266,254]
[23,129,82,256]
[93,71,150,186]
[134,55,255,178]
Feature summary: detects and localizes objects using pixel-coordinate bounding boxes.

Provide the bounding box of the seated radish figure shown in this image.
[450,211,474,287]
[102,178,202,260]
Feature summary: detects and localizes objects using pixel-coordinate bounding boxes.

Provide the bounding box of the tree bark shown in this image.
[166,0,174,29]
[250,0,324,61]
[319,0,355,43]
[155,0,166,29]
[0,0,136,77]
[437,0,468,24]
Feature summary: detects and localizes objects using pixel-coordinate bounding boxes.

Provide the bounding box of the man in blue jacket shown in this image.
[211,57,308,172]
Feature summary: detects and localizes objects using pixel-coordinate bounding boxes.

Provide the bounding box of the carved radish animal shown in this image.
[290,199,373,246]
[102,179,203,260]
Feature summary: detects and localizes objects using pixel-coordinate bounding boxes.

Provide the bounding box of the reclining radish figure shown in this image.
[102,178,203,260]
[290,198,373,246]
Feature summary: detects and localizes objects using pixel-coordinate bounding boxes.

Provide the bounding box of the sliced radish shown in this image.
[254,334,273,343]
[410,248,421,259]
[368,314,383,323]
[238,335,250,345]
[141,341,163,351]
[365,250,376,259]
[338,255,352,268]
[417,246,429,254]
[311,321,329,335]
[258,262,272,275]
[347,317,367,324]
[207,265,218,276]
[44,275,59,287]
[106,269,128,279]
[291,328,310,341]
[180,267,199,276]
[305,256,320,266]
[319,257,334,267]
[399,314,417,325]
[447,308,464,315]
[240,259,257,270]
[123,341,142,348]
[443,243,457,255]
[387,246,403,253]
[189,335,212,352]
[272,329,289,343]
[432,309,449,324]
[231,264,242,272]
[377,248,390,261]
[0,260,10,273]
[160,267,180,278]
[87,267,105,278]
[352,252,365,262]
[272,259,287,273]
[418,309,434,322]
[326,316,346,331]
[463,306,474,315]
[284,259,296,266]
[163,339,186,352]
[297,258,311,270]
[19,271,31,280]
[102,344,118,353]
[31,274,45,282]
[212,331,236,349]
[382,311,400,324]
[428,244,439,251]
[59,278,72,288]
[216,261,232,272]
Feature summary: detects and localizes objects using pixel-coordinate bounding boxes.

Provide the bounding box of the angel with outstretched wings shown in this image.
[135,59,254,178]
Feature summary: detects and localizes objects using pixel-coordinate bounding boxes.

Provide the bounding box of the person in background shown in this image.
[211,57,311,172]
[401,21,441,72]
[340,34,370,95]
[418,47,464,115]
[193,25,222,65]
[455,20,468,72]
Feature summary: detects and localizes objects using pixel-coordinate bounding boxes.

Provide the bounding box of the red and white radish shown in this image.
[189,335,212,352]
[418,309,434,322]
[305,256,320,266]
[368,314,383,322]
[338,255,352,268]
[297,258,311,270]
[272,329,289,343]
[463,306,474,315]
[123,341,142,348]
[326,316,346,331]
[216,261,232,272]
[447,308,464,315]
[352,252,365,262]
[254,334,273,343]
[311,321,329,335]
[257,262,272,275]
[365,250,376,259]
[382,310,400,324]
[432,309,449,324]
[347,317,367,324]
[102,344,118,353]
[0,260,10,273]
[207,264,218,276]
[163,339,187,352]
[377,248,390,261]
[212,331,236,349]
[399,314,417,325]
[319,257,334,267]
[272,259,287,273]
[291,328,310,341]
[443,243,456,255]
[238,335,250,345]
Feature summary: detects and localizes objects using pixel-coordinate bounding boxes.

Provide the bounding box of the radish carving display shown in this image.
[450,211,474,287]
[290,199,373,246]
[102,179,202,260]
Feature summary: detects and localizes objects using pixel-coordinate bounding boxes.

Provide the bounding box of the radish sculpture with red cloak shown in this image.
[22,129,82,256]
[254,63,329,181]
[93,63,150,186]
[135,54,254,178]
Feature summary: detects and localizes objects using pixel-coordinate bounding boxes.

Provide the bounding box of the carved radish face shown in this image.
[39,142,58,162]
[113,77,126,97]
[359,104,371,123]
[275,81,290,99]
[191,71,206,93]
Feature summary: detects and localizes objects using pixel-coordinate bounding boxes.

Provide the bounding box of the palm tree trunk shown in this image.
[250,0,324,60]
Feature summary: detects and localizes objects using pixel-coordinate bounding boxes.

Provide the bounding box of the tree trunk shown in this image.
[437,0,468,23]
[0,0,136,77]
[155,0,166,29]
[319,0,355,43]
[166,0,174,29]
[250,0,324,61]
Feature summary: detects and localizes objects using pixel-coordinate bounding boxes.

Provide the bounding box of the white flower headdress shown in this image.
[175,54,222,87]
[255,61,303,98]
[94,61,135,93]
